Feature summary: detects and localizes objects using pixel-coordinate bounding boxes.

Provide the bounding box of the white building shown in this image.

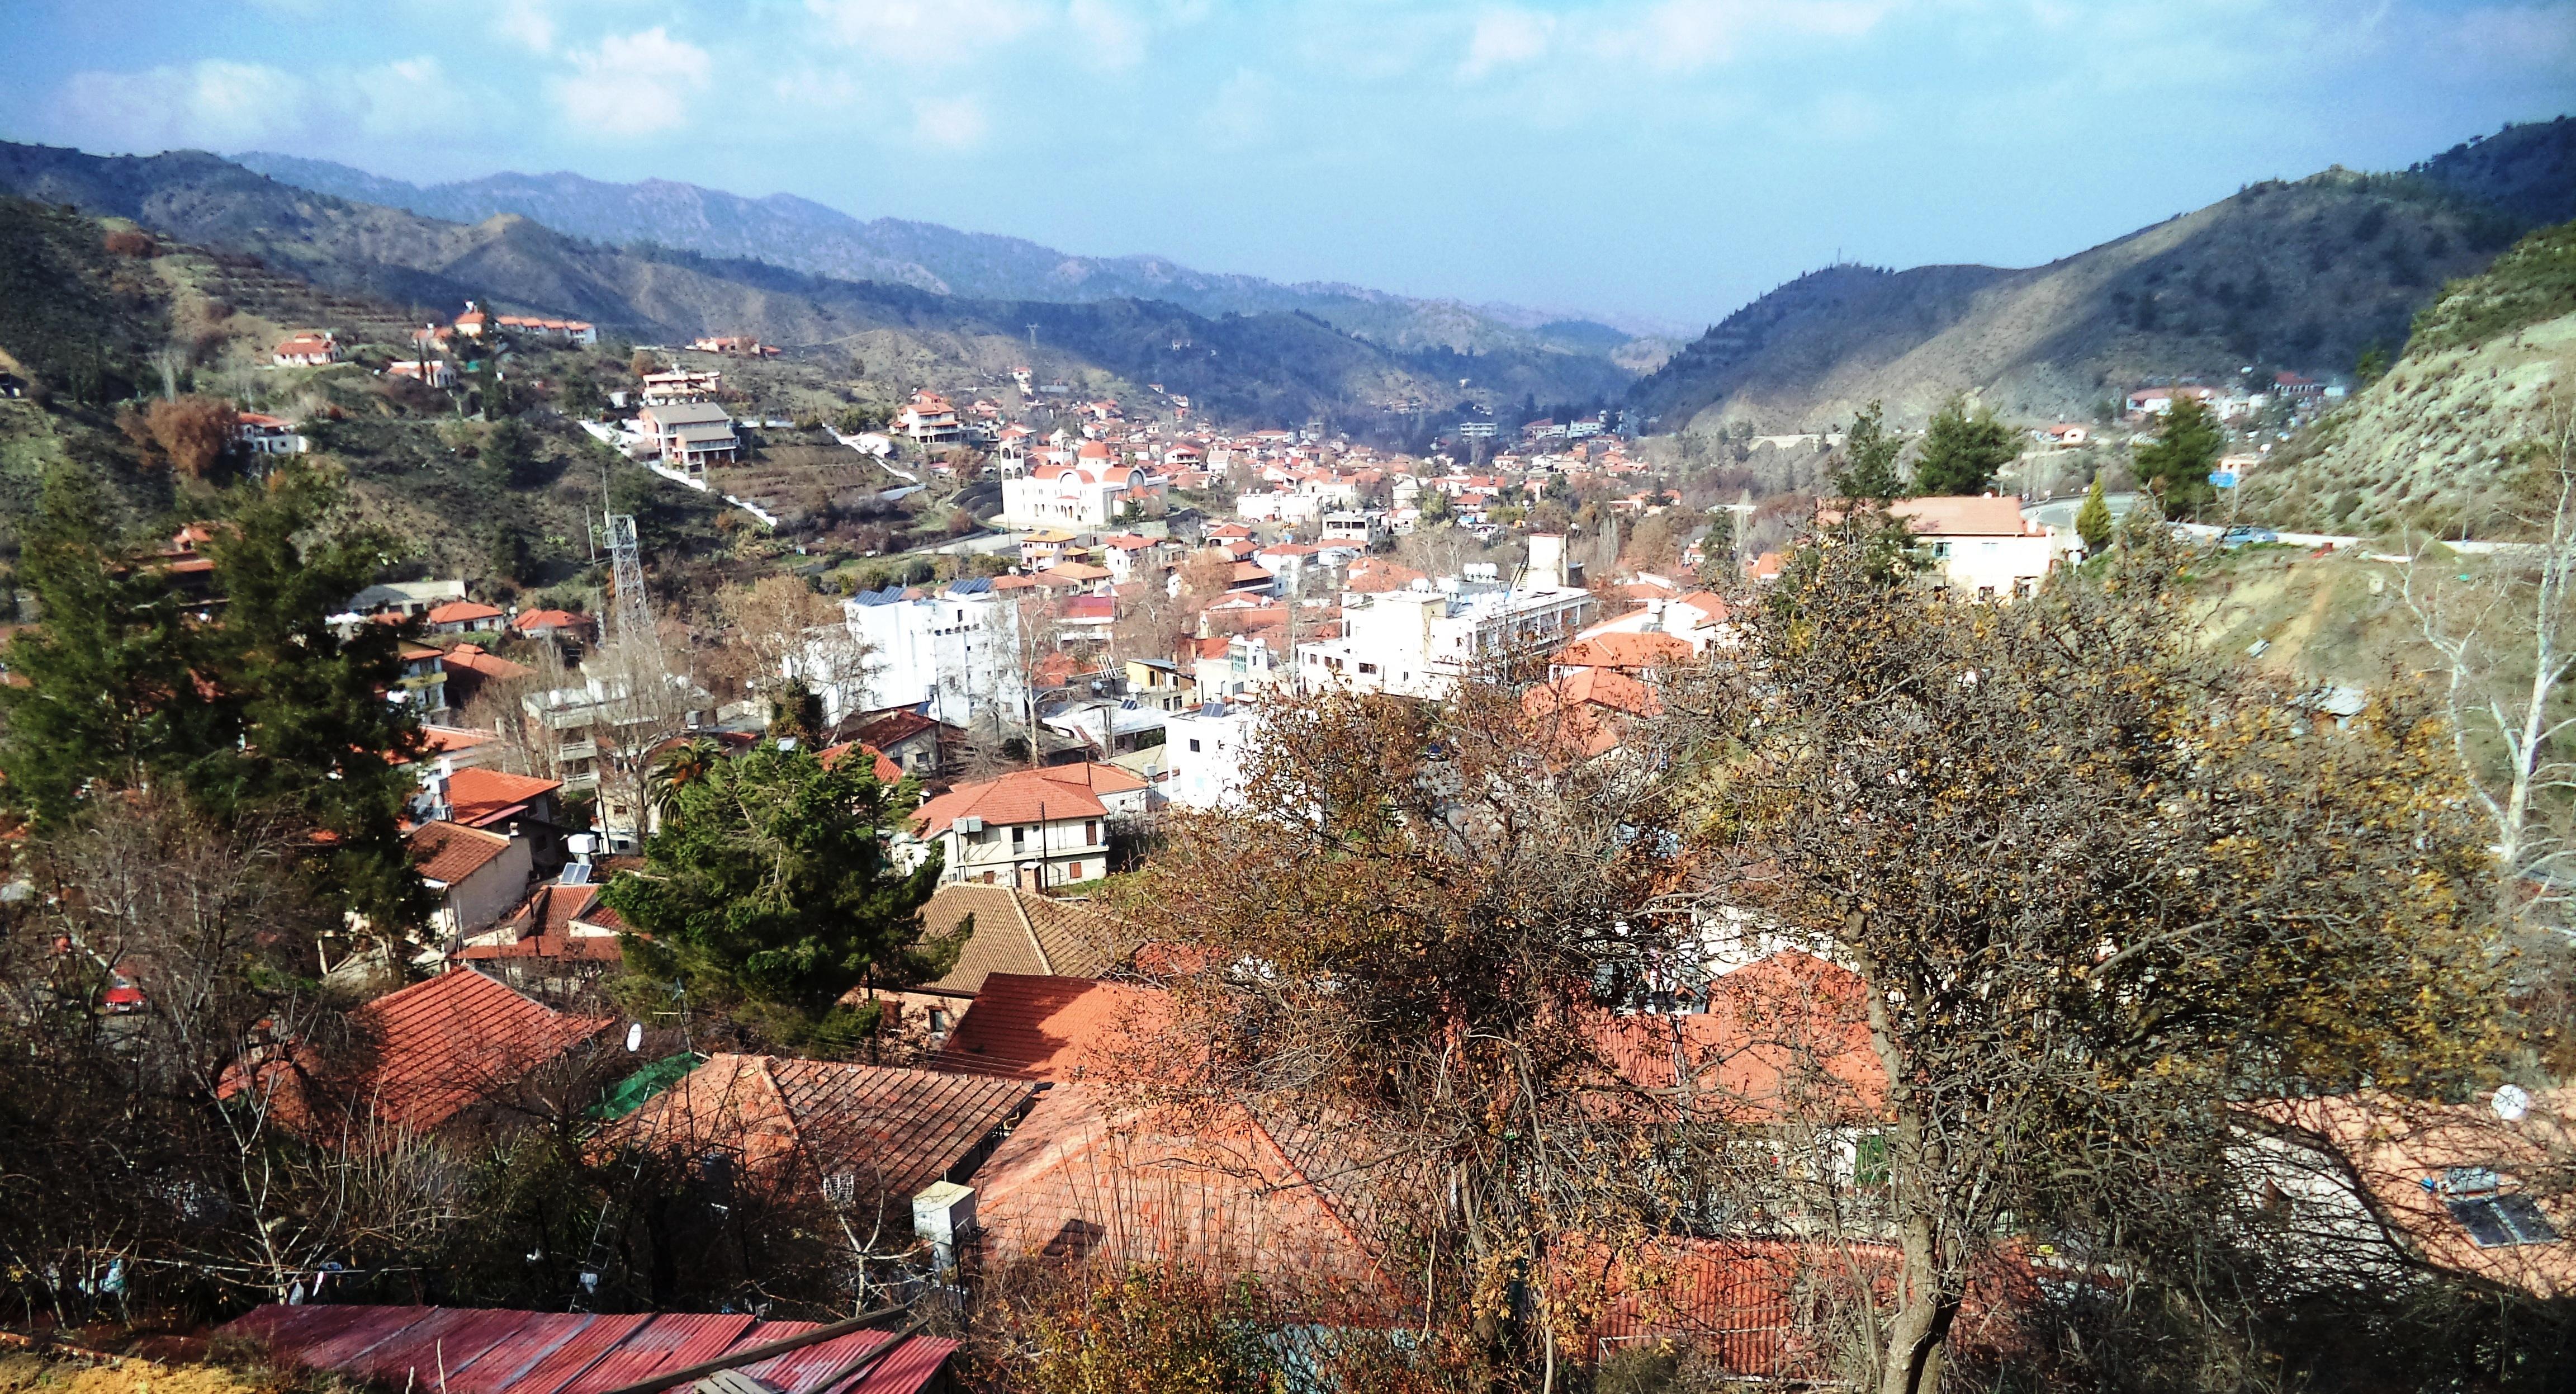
[1888,496,2069,600]
[1163,702,1262,811]
[1294,535,1594,698]
[1000,442,1168,529]
[912,763,1154,888]
[837,579,1033,729]
[634,401,739,475]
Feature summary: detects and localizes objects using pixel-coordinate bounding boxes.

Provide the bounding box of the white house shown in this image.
[411,820,532,942]
[897,390,963,443]
[1294,535,1595,699]
[912,763,1153,888]
[1163,702,1262,811]
[837,578,1033,729]
[1887,496,2068,600]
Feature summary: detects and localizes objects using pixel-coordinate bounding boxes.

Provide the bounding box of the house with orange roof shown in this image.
[424,599,504,634]
[1885,495,2068,600]
[438,766,564,830]
[411,820,532,939]
[1572,588,1731,654]
[221,967,609,1138]
[2239,1086,2576,1299]
[897,389,963,443]
[1523,665,1664,759]
[510,607,596,646]
[456,880,629,994]
[272,332,337,367]
[438,642,531,708]
[233,411,307,456]
[608,1052,1035,1215]
[912,763,1150,888]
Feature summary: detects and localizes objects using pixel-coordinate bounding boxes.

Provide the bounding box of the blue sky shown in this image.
[3,0,2570,327]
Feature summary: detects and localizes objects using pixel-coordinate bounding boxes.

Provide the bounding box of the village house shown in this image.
[639,368,723,404]
[510,607,597,648]
[424,599,505,635]
[385,358,455,388]
[272,332,337,367]
[875,883,1135,1039]
[1296,536,1595,699]
[689,335,779,357]
[411,820,533,941]
[219,968,608,1138]
[1885,495,2068,600]
[912,763,1151,888]
[492,315,598,344]
[233,412,308,456]
[897,390,963,443]
[634,400,740,474]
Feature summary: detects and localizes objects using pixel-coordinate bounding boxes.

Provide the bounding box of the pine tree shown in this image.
[0,468,211,824]
[603,745,954,1038]
[2133,396,2226,519]
[1832,401,1904,502]
[197,465,432,930]
[0,463,430,931]
[1910,394,2020,496]
[2076,473,2114,553]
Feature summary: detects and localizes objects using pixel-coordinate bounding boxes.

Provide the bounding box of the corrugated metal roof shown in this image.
[219,1306,955,1394]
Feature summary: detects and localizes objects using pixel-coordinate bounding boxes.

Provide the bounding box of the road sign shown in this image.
[2208,470,2239,489]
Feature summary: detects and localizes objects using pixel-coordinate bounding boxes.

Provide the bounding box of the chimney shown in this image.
[913,1181,977,1275]
[1526,533,1567,591]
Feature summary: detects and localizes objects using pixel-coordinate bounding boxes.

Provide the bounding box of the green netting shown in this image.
[590,1051,705,1121]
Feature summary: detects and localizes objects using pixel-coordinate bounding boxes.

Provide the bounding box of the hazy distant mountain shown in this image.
[0,141,1632,428]
[1628,116,2576,433]
[229,151,1664,365]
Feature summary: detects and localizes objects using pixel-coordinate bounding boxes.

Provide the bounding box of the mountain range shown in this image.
[228,151,1669,367]
[0,141,1636,431]
[1630,116,2576,433]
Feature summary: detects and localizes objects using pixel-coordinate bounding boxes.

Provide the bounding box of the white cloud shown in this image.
[806,0,1045,63]
[496,1,559,54]
[1460,7,1556,79]
[1202,68,1283,151]
[1069,0,1150,70]
[59,55,453,151]
[912,94,992,149]
[550,27,711,138]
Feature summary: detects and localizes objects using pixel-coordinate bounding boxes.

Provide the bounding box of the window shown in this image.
[1188,738,1202,752]
[1011,826,1026,847]
[2447,1194,2559,1247]
[1358,661,1380,674]
[1085,820,1099,844]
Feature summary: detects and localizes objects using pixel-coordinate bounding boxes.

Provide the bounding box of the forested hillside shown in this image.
[1631,117,2575,434]
[0,143,1627,432]
[2236,218,2576,536]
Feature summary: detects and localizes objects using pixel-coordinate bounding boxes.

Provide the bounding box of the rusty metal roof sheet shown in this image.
[218,1306,955,1394]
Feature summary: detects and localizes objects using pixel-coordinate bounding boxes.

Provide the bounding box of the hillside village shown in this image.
[0,92,2573,1394]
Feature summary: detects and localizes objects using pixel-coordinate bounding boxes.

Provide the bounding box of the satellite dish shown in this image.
[2493,1084,2532,1122]
[625,1023,644,1053]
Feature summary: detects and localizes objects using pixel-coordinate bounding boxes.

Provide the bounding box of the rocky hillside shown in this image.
[0,143,1627,431]
[229,151,1664,365]
[2234,219,2576,538]
[1630,117,2574,434]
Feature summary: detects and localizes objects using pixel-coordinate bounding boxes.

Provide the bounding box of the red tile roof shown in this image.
[411,820,515,885]
[1589,952,1885,1123]
[913,763,1145,837]
[896,885,1135,996]
[219,1304,955,1394]
[426,600,505,626]
[934,973,1172,1083]
[443,644,532,682]
[222,968,608,1134]
[1555,632,1693,672]
[447,768,563,827]
[510,608,593,635]
[613,1053,1034,1201]
[818,741,903,782]
[970,1085,1400,1315]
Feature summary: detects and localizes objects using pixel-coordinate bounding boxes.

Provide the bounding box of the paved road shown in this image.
[2020,492,2144,529]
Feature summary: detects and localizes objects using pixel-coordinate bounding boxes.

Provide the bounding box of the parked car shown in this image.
[2219,526,2279,548]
